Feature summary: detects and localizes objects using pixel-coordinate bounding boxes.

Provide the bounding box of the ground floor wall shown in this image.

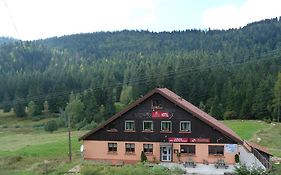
[83,140,238,164]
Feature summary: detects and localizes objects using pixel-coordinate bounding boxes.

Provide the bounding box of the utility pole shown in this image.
[277,101,280,123]
[68,114,72,161]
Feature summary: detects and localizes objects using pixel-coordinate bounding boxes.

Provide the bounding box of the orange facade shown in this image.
[83,140,238,164]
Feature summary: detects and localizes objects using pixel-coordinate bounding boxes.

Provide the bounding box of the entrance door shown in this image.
[161,146,172,161]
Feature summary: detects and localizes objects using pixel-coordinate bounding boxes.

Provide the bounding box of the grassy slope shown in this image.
[223,120,281,175]
[223,120,281,157]
[222,120,269,140]
[0,110,83,175]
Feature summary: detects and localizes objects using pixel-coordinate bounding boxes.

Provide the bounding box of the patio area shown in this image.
[160,162,235,175]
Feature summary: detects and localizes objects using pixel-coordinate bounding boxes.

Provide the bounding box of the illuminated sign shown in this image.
[152,111,170,118]
[168,137,189,143]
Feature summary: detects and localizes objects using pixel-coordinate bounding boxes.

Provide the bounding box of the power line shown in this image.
[2,48,281,106]
[2,0,20,39]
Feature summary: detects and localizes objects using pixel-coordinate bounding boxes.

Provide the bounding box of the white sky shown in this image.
[0,0,281,40]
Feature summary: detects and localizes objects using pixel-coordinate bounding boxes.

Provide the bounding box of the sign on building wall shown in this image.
[168,137,189,143]
[225,144,237,153]
[168,137,211,143]
[152,111,171,119]
[189,138,210,143]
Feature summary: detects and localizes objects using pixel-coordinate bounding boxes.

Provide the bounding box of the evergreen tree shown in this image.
[13,99,26,118]
[2,92,11,112]
[13,88,26,118]
[272,72,281,122]
[65,92,85,125]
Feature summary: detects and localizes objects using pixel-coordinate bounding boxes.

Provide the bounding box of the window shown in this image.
[180,145,195,154]
[180,121,191,132]
[143,144,153,153]
[107,123,117,132]
[143,121,153,131]
[125,143,135,153]
[152,99,161,107]
[161,121,172,132]
[125,120,135,131]
[108,143,117,152]
[208,145,224,156]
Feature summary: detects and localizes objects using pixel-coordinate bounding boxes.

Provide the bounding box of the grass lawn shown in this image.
[223,120,281,157]
[0,110,84,175]
[223,120,269,140]
[224,120,281,175]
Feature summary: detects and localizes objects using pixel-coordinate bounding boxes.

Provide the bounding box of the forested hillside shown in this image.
[1,17,281,128]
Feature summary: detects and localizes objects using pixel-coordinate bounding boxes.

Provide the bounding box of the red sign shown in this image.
[189,138,210,143]
[152,111,170,119]
[168,137,189,143]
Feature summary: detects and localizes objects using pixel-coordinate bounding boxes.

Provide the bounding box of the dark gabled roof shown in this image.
[79,88,243,144]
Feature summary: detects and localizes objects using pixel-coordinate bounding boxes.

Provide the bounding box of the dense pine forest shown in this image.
[1,17,281,129]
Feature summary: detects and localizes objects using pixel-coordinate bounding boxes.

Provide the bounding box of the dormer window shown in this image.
[152,99,162,109]
[143,121,153,131]
[180,121,191,132]
[125,120,135,131]
[161,121,172,132]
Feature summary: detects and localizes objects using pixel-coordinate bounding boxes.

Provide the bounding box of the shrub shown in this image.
[82,121,98,130]
[44,120,58,132]
[33,124,44,129]
[75,119,87,130]
[14,125,20,128]
[8,156,23,163]
[234,164,264,175]
[2,125,8,128]
[223,111,237,120]
[235,154,240,163]
[141,151,147,162]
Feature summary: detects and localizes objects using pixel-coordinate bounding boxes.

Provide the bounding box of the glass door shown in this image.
[161,146,172,161]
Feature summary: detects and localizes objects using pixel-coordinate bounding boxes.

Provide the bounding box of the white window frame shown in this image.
[125,120,135,131]
[161,121,172,132]
[143,144,153,153]
[108,142,117,152]
[180,121,191,132]
[143,121,153,131]
[125,143,135,153]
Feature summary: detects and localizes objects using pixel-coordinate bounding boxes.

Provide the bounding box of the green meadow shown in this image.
[0,110,83,175]
[0,110,280,174]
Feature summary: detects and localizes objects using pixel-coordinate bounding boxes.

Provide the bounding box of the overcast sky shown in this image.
[1,0,281,41]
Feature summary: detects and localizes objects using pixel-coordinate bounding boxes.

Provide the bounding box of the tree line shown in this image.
[0,17,281,129]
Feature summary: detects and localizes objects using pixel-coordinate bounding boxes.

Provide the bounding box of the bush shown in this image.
[234,164,264,175]
[31,115,45,121]
[2,125,8,128]
[33,124,44,130]
[141,151,147,162]
[235,154,240,163]
[223,111,238,120]
[80,163,173,175]
[75,119,88,130]
[44,120,58,132]
[82,121,98,130]
[14,125,20,128]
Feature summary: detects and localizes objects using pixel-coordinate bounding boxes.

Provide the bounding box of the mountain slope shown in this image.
[0,17,281,123]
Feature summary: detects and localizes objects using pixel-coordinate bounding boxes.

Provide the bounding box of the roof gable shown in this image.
[79,88,242,144]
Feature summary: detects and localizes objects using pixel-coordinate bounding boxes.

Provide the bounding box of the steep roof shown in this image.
[79,88,243,144]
